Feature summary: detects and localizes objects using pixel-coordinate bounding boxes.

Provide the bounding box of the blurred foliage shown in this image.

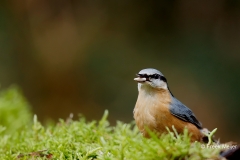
[0,86,32,134]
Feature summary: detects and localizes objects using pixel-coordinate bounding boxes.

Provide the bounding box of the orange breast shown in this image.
[134,88,202,142]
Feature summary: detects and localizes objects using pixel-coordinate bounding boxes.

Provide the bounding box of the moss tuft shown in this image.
[0,87,221,159]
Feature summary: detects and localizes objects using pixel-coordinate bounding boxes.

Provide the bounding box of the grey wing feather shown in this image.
[169,97,202,129]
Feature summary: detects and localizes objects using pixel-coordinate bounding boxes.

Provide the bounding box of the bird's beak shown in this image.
[134,74,146,83]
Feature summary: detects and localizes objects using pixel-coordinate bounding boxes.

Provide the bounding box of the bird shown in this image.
[133,68,204,142]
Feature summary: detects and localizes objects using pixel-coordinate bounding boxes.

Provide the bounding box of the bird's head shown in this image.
[134,68,168,91]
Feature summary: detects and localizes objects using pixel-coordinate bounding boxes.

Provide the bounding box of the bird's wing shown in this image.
[169,97,202,129]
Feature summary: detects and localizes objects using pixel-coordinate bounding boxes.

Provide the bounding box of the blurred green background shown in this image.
[0,1,239,142]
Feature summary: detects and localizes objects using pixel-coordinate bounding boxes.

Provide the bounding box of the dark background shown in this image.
[0,1,239,142]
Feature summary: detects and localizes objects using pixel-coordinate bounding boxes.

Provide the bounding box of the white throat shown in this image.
[137,82,167,92]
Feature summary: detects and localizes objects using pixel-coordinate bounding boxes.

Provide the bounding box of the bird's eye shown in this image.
[154,74,159,79]
[150,74,159,79]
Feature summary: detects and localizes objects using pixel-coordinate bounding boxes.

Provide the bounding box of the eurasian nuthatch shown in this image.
[133,68,203,142]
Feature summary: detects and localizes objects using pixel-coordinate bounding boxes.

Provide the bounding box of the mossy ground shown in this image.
[0,87,221,159]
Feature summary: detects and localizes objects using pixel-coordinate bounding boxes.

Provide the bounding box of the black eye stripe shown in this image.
[137,73,167,82]
[138,74,149,78]
[160,75,167,82]
[148,74,159,79]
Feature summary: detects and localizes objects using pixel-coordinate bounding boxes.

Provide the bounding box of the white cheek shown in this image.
[152,80,167,89]
[160,83,168,90]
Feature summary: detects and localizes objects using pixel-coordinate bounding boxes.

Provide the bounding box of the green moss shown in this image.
[0,87,221,159]
[0,86,32,134]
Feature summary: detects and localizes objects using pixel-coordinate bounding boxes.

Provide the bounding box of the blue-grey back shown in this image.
[169,96,202,129]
